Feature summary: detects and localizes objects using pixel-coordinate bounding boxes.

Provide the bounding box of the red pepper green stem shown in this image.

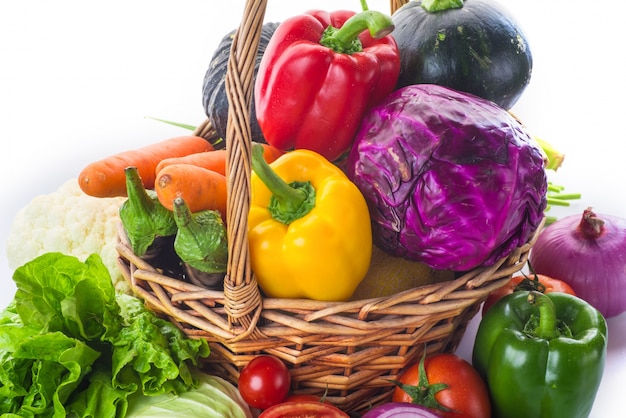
[251,144,316,225]
[422,0,464,13]
[320,9,394,53]
[527,291,558,339]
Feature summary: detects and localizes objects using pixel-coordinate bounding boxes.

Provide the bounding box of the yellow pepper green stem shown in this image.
[251,144,315,224]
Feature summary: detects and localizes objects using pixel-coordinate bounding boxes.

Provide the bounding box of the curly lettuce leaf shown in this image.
[64,369,131,418]
[0,252,210,418]
[109,293,210,396]
[11,252,121,340]
[0,309,100,416]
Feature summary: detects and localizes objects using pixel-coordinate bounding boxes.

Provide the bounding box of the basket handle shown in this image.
[222,0,267,332]
[221,0,407,333]
[389,0,407,14]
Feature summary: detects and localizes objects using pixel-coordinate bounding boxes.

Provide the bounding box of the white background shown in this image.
[1,1,624,416]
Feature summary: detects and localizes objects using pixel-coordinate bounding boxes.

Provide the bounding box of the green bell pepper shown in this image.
[472,291,607,418]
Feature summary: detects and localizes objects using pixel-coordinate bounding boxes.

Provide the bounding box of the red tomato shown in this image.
[258,401,349,418]
[392,353,490,418]
[284,394,325,403]
[238,355,291,410]
[482,273,576,314]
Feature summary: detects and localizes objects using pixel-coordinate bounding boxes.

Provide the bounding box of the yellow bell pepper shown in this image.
[248,143,372,301]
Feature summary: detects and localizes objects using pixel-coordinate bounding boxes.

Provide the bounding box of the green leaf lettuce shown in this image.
[0,252,210,418]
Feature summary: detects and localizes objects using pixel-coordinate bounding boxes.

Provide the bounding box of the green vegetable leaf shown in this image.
[11,252,121,340]
[15,332,101,412]
[144,116,197,131]
[0,322,101,416]
[1,252,210,418]
[64,369,132,418]
[109,294,210,396]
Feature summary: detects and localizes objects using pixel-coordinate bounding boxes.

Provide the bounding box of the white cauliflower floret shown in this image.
[6,178,130,294]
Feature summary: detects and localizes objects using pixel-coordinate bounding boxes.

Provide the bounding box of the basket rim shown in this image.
[116,216,543,342]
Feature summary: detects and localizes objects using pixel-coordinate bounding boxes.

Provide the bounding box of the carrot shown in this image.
[155,143,285,176]
[156,149,228,176]
[155,163,228,216]
[78,135,213,198]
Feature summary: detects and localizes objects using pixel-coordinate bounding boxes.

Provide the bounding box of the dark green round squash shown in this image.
[392,0,532,109]
[202,22,279,148]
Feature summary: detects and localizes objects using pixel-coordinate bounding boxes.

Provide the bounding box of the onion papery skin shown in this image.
[529,209,626,318]
[361,402,443,418]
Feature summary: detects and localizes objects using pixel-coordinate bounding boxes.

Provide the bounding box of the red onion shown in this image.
[529,207,626,318]
[361,402,443,418]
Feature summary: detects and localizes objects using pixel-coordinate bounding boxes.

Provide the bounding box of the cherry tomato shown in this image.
[258,401,349,418]
[238,355,291,410]
[392,353,491,418]
[482,272,576,314]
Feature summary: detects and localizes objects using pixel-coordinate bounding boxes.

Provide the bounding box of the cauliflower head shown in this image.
[6,178,130,293]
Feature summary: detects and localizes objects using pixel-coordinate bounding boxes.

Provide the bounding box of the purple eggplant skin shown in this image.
[345,84,547,272]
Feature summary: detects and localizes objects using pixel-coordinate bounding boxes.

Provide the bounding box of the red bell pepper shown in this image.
[254,6,400,162]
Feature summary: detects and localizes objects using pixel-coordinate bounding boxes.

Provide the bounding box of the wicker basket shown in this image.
[116,0,543,413]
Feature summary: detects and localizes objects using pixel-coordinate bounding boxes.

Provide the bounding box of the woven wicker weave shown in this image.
[116,0,543,412]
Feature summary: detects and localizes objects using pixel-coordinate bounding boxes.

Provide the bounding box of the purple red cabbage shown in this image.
[345,84,547,271]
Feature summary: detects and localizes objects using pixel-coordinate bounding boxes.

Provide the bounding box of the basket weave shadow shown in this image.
[116,0,543,412]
